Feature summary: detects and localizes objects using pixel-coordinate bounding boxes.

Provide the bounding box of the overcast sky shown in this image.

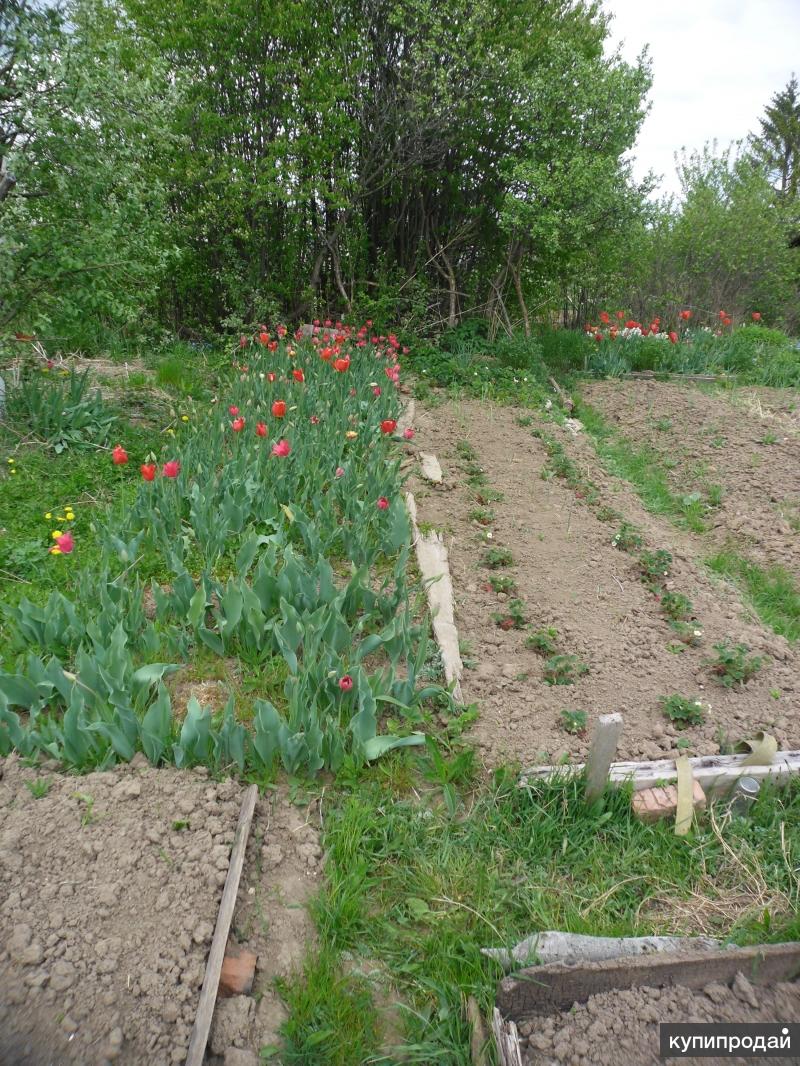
[603,0,800,199]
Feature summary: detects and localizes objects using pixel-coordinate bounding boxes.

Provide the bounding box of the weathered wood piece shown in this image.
[520,750,800,796]
[466,995,490,1066]
[397,398,415,436]
[419,452,443,484]
[185,783,259,1066]
[406,492,463,702]
[548,376,574,413]
[584,713,623,801]
[492,1008,523,1066]
[496,942,800,1020]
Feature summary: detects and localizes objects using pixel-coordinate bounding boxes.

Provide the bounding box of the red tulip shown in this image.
[259,331,269,345]
[338,675,353,691]
[231,417,245,432]
[668,331,678,344]
[616,311,624,320]
[292,368,305,383]
[377,496,389,510]
[594,332,602,342]
[751,312,761,322]
[335,466,345,478]
[719,310,727,320]
[309,415,320,425]
[255,422,267,437]
[271,400,286,418]
[372,385,382,397]
[162,460,180,478]
[229,405,239,415]
[54,531,74,554]
[141,463,156,481]
[679,310,691,321]
[625,320,637,329]
[272,439,291,457]
[380,419,397,435]
[599,311,610,324]
[333,357,350,372]
[722,317,732,327]
[112,445,128,465]
[403,427,415,440]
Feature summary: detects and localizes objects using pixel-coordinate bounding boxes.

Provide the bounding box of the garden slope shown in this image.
[410,398,798,766]
[583,380,800,578]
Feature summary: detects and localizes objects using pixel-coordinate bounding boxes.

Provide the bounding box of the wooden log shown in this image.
[584,713,623,802]
[496,942,800,1020]
[185,783,259,1066]
[520,750,800,796]
[492,1008,523,1066]
[466,995,489,1066]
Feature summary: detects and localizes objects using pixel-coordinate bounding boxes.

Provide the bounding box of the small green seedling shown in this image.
[482,547,514,569]
[707,642,763,688]
[543,654,589,686]
[559,709,588,735]
[639,549,673,591]
[25,778,51,799]
[669,620,703,646]
[469,506,495,525]
[492,598,528,630]
[526,627,559,655]
[489,574,517,594]
[612,522,643,552]
[74,792,95,826]
[660,694,706,728]
[660,591,694,622]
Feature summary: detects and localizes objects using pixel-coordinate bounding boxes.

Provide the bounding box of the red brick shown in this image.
[632,780,706,823]
[219,949,257,997]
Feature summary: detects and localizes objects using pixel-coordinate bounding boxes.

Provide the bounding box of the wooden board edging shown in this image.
[496,942,800,1020]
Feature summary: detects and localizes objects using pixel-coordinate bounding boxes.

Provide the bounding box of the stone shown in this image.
[49,959,77,991]
[210,996,255,1056]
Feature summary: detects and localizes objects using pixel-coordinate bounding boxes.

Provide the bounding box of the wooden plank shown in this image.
[492,1008,523,1066]
[584,714,623,801]
[496,942,800,1021]
[185,783,259,1066]
[520,750,800,796]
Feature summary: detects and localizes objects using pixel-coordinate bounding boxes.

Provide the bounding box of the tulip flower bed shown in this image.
[0,323,445,776]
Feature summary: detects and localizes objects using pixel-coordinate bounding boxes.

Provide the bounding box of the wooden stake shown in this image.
[185,783,259,1066]
[584,713,623,802]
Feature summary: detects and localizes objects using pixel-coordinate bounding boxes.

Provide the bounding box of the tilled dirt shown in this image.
[519,972,800,1066]
[410,397,799,766]
[0,756,320,1066]
[583,380,800,578]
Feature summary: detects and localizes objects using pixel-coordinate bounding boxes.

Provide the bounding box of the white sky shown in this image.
[603,0,800,198]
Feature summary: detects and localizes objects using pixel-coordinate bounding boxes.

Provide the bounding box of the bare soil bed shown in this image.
[519,972,800,1066]
[583,380,800,577]
[0,755,318,1066]
[410,397,799,767]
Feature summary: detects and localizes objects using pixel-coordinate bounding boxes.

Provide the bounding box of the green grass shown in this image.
[708,550,800,643]
[285,766,800,1061]
[576,401,710,532]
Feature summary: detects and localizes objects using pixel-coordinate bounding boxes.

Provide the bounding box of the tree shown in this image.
[0,0,177,339]
[751,75,800,203]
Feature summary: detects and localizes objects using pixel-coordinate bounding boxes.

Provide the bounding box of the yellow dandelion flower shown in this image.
[7,458,14,464]
[51,530,63,539]
[181,415,189,422]
[345,431,358,440]
[45,512,52,519]
[50,547,62,555]
[65,512,75,521]
[9,469,16,475]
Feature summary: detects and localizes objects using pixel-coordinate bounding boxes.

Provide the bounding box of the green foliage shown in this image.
[708,550,800,643]
[707,642,764,688]
[542,654,589,686]
[638,549,673,593]
[481,547,513,569]
[660,591,694,623]
[611,522,643,552]
[559,709,588,735]
[488,574,516,594]
[659,694,706,728]
[525,627,558,656]
[491,598,528,630]
[5,368,117,452]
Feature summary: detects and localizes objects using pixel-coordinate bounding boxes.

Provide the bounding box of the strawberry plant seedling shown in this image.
[526,627,558,655]
[469,506,495,525]
[482,547,513,569]
[639,548,672,592]
[559,709,588,735]
[660,694,705,728]
[542,654,589,685]
[707,642,763,687]
[492,598,528,629]
[489,574,516,594]
[660,591,694,622]
[612,522,643,552]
